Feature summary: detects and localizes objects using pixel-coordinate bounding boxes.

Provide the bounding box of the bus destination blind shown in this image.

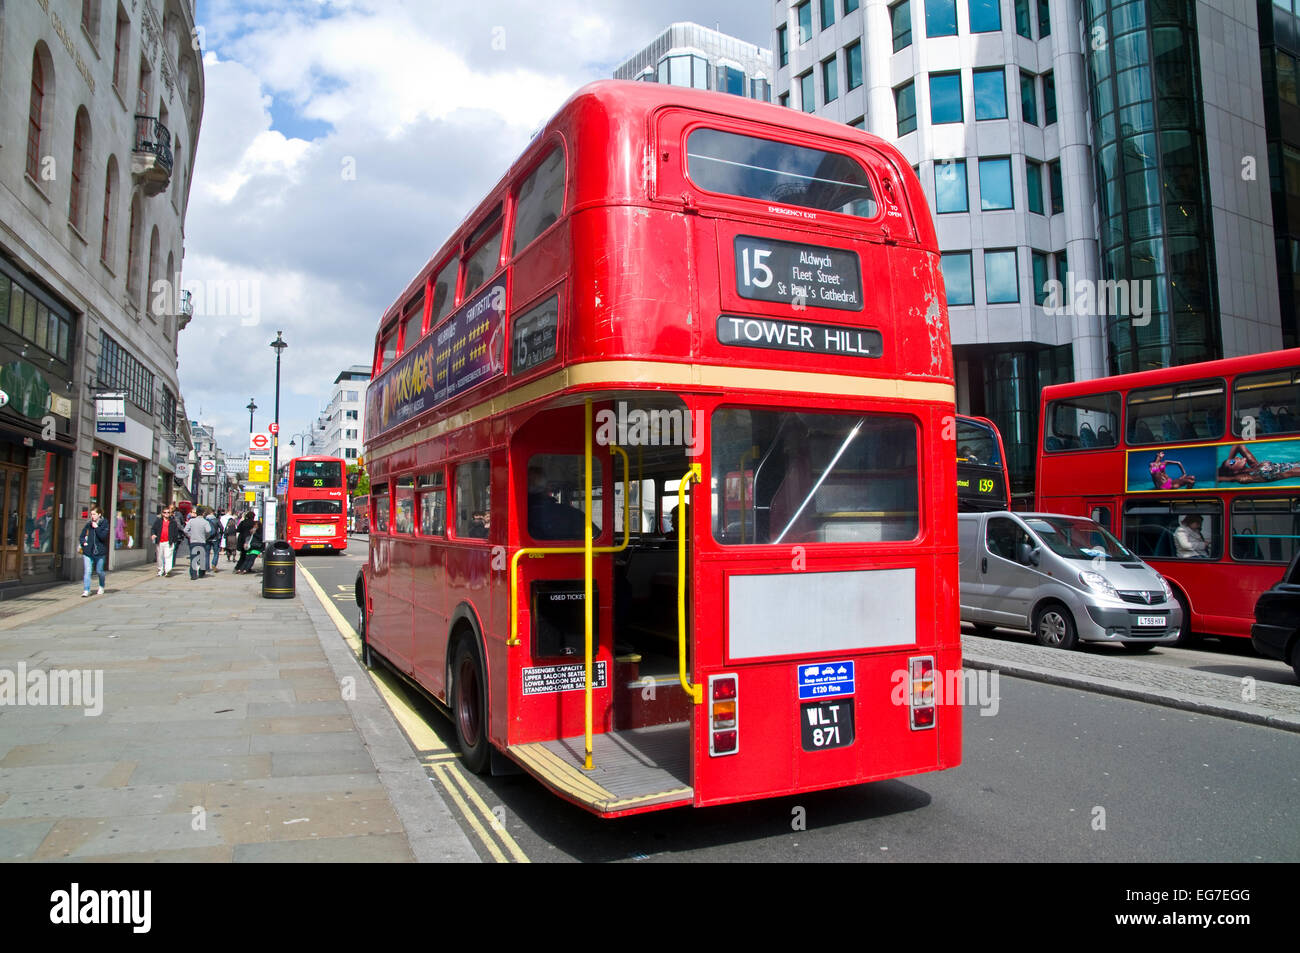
[734,234,863,311]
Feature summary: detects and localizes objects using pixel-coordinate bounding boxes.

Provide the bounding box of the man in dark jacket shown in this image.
[79,505,111,596]
[149,505,184,577]
[184,508,212,579]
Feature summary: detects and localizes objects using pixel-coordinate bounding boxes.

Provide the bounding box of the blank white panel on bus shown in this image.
[727,569,917,659]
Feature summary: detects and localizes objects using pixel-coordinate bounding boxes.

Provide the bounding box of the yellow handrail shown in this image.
[678,463,703,705]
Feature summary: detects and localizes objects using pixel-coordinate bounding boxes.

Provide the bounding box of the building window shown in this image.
[125,197,141,299]
[721,65,746,96]
[1038,0,1051,36]
[659,54,710,89]
[934,159,969,213]
[1055,250,1068,288]
[942,252,974,306]
[70,111,90,231]
[822,57,839,104]
[892,1,912,51]
[896,81,917,135]
[779,92,790,108]
[346,409,359,421]
[1026,159,1045,214]
[985,249,1020,303]
[778,25,789,68]
[979,157,1014,209]
[1032,251,1050,305]
[82,1,100,38]
[161,386,177,434]
[1014,0,1033,37]
[113,6,129,93]
[969,0,1001,32]
[751,78,771,102]
[1020,71,1038,124]
[820,0,836,29]
[146,227,160,317]
[1043,70,1057,124]
[844,0,861,11]
[100,157,118,266]
[0,270,73,363]
[848,115,865,127]
[98,333,155,412]
[797,2,813,43]
[1048,159,1063,214]
[27,51,47,182]
[925,0,958,37]
[973,68,1007,120]
[846,42,863,91]
[800,71,816,112]
[930,72,963,124]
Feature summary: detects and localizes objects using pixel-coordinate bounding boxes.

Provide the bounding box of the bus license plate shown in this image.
[800,699,854,752]
[1136,615,1165,627]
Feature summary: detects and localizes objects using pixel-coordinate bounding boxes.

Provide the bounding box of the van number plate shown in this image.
[800,699,855,751]
[1136,615,1165,627]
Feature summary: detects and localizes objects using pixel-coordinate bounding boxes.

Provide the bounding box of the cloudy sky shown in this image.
[180,0,771,456]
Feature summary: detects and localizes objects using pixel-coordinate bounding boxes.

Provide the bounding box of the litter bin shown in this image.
[262,540,295,599]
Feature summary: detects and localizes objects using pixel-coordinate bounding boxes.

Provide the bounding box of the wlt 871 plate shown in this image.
[800,699,855,751]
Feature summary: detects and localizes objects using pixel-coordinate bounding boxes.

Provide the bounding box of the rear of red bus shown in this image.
[495,83,962,813]
[284,457,347,553]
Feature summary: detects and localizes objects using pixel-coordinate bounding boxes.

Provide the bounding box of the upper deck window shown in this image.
[400,294,424,352]
[430,258,457,325]
[1126,379,1224,445]
[512,148,565,256]
[463,205,503,298]
[1232,367,1300,436]
[380,328,398,369]
[294,460,343,488]
[1044,392,1119,451]
[686,128,878,219]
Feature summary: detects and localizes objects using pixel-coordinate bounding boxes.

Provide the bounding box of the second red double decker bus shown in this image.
[358,81,960,817]
[279,456,347,553]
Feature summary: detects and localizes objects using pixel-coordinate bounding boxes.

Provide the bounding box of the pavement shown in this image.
[962,633,1300,733]
[0,550,478,863]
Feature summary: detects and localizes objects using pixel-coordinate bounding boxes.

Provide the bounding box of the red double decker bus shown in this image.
[956,415,1010,512]
[280,456,347,553]
[1037,348,1300,640]
[358,81,960,817]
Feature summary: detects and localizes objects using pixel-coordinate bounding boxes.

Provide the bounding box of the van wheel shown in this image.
[1171,589,1197,647]
[453,640,490,774]
[1033,604,1077,650]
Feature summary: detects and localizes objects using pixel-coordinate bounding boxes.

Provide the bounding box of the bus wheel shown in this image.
[453,640,490,774]
[1033,604,1077,650]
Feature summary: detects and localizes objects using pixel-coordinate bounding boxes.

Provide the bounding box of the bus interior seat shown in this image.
[1161,417,1180,441]
[1132,420,1155,443]
[1045,436,1064,451]
[1078,423,1096,447]
[1096,426,1114,447]
[1232,531,1262,561]
[1179,418,1198,439]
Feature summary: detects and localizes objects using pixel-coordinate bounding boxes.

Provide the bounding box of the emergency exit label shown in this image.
[798,660,854,699]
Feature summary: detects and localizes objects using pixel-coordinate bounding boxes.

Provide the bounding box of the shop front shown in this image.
[0,259,76,592]
[91,401,157,570]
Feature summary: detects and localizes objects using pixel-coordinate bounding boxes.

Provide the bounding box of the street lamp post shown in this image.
[268,332,287,541]
[246,398,258,434]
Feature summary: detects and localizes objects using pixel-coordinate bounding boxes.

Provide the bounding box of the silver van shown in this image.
[958,511,1182,651]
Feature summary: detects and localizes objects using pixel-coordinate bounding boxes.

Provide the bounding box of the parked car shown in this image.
[1250,549,1300,682]
[959,511,1182,651]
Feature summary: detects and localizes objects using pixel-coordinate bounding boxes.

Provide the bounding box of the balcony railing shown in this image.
[177,289,194,330]
[132,115,173,195]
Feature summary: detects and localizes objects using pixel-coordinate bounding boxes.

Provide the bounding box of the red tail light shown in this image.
[909,655,936,731]
[709,674,739,756]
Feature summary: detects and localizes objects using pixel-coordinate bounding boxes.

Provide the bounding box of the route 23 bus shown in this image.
[280,456,347,553]
[357,81,961,817]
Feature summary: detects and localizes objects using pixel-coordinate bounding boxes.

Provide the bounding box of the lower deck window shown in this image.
[455,459,491,539]
[1230,497,1300,563]
[1123,498,1222,561]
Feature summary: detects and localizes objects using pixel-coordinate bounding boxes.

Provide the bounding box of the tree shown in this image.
[348,461,369,496]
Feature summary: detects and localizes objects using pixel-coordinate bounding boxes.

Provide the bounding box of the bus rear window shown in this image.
[686,128,878,218]
[711,408,917,545]
[294,461,343,488]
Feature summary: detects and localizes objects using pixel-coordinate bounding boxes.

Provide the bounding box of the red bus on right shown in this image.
[1037,349,1300,642]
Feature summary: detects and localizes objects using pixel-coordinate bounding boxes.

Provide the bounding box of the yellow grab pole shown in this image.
[583,399,594,770]
[678,463,703,705]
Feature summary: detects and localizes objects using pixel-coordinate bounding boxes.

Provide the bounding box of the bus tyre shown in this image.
[453,640,490,774]
[1033,604,1077,650]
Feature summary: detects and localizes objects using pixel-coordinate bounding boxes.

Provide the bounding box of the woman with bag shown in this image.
[79,506,111,596]
[223,514,240,562]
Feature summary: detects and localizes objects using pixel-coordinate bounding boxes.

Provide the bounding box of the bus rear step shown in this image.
[508,723,692,816]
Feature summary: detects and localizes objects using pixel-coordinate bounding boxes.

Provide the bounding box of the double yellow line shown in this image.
[299,565,529,863]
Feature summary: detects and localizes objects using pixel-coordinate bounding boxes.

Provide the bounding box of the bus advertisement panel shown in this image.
[1038,349,1300,640]
[358,81,961,818]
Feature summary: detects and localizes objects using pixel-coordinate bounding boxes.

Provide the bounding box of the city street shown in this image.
[299,538,1300,863]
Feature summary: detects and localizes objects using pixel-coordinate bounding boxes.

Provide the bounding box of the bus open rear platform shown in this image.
[508,723,693,817]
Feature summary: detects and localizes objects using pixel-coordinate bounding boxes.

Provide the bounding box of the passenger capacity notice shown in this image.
[522,661,608,695]
[734,235,863,311]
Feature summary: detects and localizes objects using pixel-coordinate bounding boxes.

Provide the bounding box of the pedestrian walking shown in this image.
[223,514,239,562]
[150,505,183,577]
[184,507,212,579]
[79,506,110,596]
[205,508,223,573]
